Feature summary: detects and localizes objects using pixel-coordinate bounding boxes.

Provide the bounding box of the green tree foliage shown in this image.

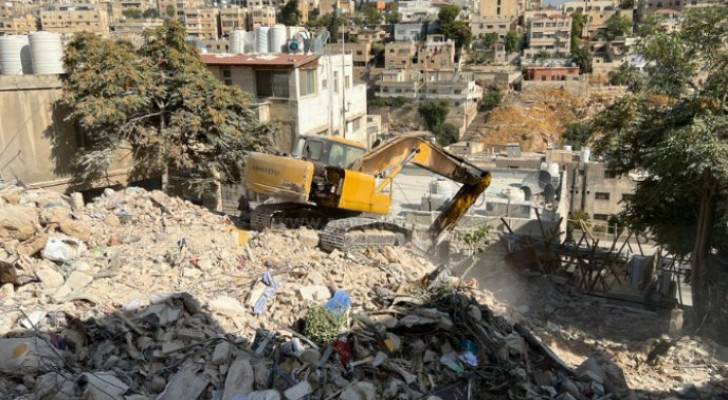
[479,87,501,112]
[562,122,592,150]
[418,100,449,131]
[385,2,400,24]
[570,11,587,51]
[435,123,459,146]
[123,8,143,19]
[600,14,632,40]
[165,5,175,17]
[359,3,382,25]
[588,6,728,331]
[61,21,275,189]
[438,5,472,51]
[480,32,498,49]
[143,8,159,18]
[608,62,644,92]
[278,0,301,26]
[504,30,520,53]
[571,44,593,73]
[619,0,634,9]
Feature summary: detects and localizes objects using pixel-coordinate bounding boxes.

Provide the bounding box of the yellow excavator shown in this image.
[244,132,491,252]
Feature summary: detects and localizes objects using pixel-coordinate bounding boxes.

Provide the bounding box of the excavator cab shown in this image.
[292,135,367,169]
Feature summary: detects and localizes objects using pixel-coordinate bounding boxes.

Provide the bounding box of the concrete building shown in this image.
[0,1,37,19]
[326,41,373,67]
[0,14,37,35]
[317,0,355,15]
[376,68,483,132]
[110,17,164,43]
[524,13,571,58]
[184,7,220,39]
[352,27,388,43]
[385,41,418,68]
[479,0,520,19]
[523,59,580,80]
[40,4,110,35]
[418,34,455,69]
[562,0,632,39]
[469,16,517,39]
[247,6,275,30]
[157,0,204,18]
[219,6,247,37]
[398,0,439,22]
[202,53,368,149]
[393,22,427,41]
[551,150,637,226]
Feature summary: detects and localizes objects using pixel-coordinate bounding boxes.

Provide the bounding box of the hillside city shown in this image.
[1,0,728,399]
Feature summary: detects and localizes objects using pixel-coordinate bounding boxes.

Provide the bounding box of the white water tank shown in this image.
[0,35,32,75]
[29,31,64,75]
[563,144,573,152]
[243,31,256,53]
[269,24,287,53]
[255,26,270,54]
[230,30,246,54]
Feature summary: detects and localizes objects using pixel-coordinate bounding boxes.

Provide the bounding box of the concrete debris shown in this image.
[0,183,715,400]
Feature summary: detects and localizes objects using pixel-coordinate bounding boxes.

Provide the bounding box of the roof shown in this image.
[199,53,319,68]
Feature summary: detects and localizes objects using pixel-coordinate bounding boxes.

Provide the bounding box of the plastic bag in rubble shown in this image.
[41,234,86,263]
[324,290,351,315]
[253,271,279,316]
[0,337,63,375]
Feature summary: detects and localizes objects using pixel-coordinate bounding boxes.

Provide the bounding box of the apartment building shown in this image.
[245,0,286,8]
[40,4,110,35]
[157,0,204,18]
[376,69,483,131]
[418,34,455,69]
[326,41,372,67]
[470,15,517,39]
[479,0,520,19]
[297,0,309,23]
[353,27,388,43]
[219,6,247,37]
[524,13,571,58]
[318,0,355,15]
[247,6,275,30]
[0,14,36,35]
[107,0,156,22]
[110,17,164,43]
[184,7,219,39]
[202,53,368,149]
[561,0,632,38]
[0,1,36,19]
[384,41,418,68]
[398,0,439,22]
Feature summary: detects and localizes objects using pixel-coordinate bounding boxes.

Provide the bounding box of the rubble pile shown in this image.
[0,183,635,399]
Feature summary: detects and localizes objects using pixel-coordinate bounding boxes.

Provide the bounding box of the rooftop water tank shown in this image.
[29,31,64,75]
[287,26,305,40]
[563,144,573,152]
[230,30,246,54]
[243,31,256,53]
[269,24,287,53]
[255,26,270,54]
[0,35,32,75]
[581,147,591,163]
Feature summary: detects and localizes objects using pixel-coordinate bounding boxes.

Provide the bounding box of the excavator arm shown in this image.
[349,133,492,245]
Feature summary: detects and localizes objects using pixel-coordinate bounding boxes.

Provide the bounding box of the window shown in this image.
[595,192,610,200]
[604,170,617,179]
[224,79,233,86]
[593,213,609,221]
[255,70,289,98]
[299,69,316,97]
[345,75,351,89]
[622,193,635,202]
[222,67,232,78]
[333,71,339,93]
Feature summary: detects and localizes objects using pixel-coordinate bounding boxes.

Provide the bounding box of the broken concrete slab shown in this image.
[157,363,210,400]
[222,354,255,400]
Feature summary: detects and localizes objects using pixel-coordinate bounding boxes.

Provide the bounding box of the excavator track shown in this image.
[250,203,356,231]
[319,217,413,252]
